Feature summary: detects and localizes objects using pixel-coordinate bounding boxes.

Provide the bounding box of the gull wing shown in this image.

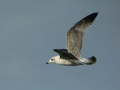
[53,49,77,60]
[66,12,98,58]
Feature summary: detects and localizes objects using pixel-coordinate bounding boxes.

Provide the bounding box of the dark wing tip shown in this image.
[91,12,98,18]
[92,12,98,15]
[83,12,98,23]
[53,49,68,52]
[53,49,57,52]
[69,12,98,30]
[53,49,77,60]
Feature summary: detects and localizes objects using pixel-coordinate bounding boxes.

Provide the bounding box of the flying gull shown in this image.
[46,12,98,66]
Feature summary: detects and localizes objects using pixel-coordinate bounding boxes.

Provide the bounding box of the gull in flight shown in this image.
[46,12,98,66]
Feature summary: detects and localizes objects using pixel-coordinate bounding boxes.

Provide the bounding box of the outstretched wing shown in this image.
[53,49,77,60]
[66,12,98,58]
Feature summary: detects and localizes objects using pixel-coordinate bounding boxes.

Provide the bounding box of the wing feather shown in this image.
[66,12,98,58]
[53,49,77,60]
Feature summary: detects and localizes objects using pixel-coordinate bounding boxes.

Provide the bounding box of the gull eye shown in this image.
[51,59,54,61]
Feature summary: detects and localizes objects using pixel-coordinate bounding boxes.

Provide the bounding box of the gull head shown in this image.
[46,56,59,64]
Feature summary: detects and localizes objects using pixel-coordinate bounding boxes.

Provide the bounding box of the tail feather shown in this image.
[86,56,97,65]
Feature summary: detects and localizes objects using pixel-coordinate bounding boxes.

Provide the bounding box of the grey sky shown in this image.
[0,0,120,90]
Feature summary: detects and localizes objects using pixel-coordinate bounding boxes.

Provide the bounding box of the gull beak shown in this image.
[46,60,51,64]
[46,58,55,64]
[46,61,49,64]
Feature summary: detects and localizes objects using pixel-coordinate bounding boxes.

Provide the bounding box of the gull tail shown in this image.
[86,56,97,65]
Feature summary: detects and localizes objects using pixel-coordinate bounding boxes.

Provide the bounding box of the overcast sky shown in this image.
[0,0,120,90]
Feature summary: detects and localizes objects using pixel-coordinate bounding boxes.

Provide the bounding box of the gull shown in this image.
[46,12,98,66]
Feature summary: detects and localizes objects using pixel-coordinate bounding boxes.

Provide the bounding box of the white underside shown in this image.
[55,57,91,66]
